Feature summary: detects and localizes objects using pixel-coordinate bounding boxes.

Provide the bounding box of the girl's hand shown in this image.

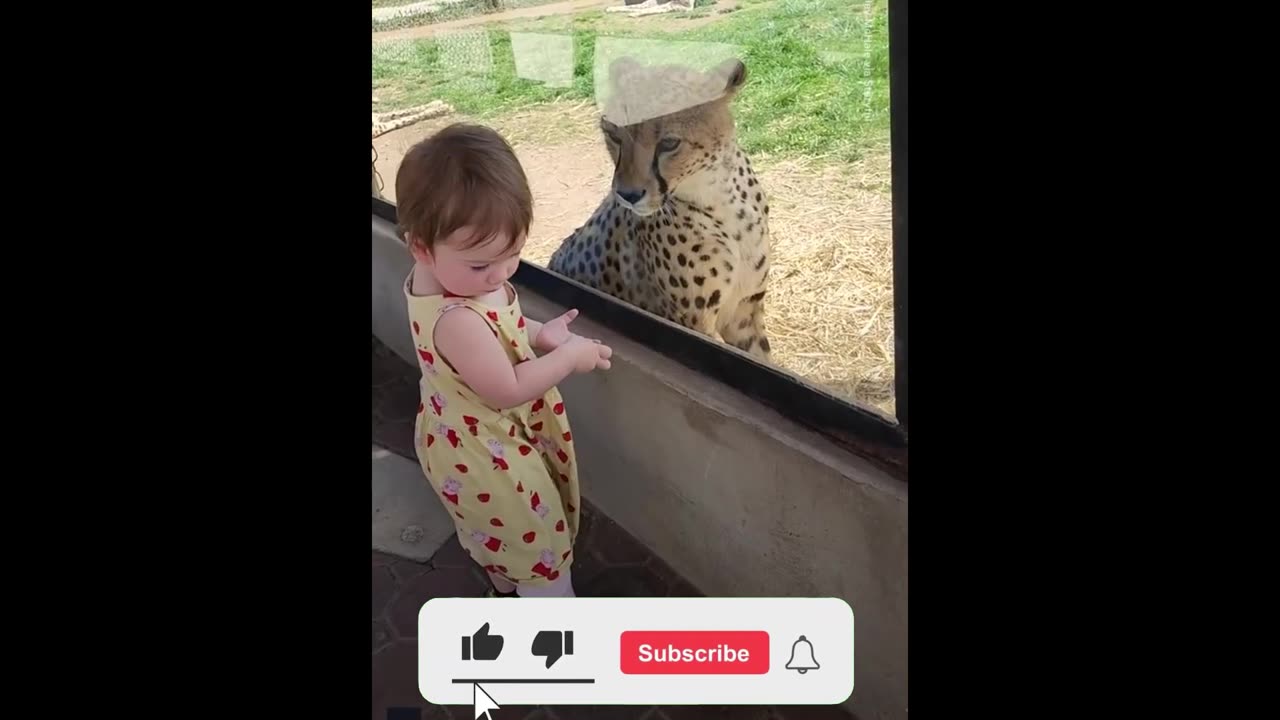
[534,309,580,351]
[566,335,613,373]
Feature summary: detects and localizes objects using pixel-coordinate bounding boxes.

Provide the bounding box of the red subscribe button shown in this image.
[620,631,770,675]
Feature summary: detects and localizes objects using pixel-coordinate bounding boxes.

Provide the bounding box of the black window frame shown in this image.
[371,0,907,477]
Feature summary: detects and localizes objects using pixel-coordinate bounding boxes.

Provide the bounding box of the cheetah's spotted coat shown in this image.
[548,58,772,359]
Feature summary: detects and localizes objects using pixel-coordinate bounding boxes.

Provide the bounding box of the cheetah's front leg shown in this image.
[716,288,771,361]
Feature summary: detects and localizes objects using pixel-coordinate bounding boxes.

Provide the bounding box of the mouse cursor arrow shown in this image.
[474,683,500,719]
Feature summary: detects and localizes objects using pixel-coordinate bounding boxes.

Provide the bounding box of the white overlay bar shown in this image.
[418,597,854,707]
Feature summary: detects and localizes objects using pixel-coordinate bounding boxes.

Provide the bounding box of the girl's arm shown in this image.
[434,308,585,410]
[525,317,545,349]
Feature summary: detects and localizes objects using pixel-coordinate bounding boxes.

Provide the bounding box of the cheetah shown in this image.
[547,57,772,360]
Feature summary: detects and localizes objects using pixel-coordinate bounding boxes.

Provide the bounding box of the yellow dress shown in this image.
[405,274,580,588]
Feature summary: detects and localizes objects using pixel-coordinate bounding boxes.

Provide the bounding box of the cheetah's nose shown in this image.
[616,188,647,205]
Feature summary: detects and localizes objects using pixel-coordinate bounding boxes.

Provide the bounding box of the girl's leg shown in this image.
[487,570,517,597]
[516,568,576,598]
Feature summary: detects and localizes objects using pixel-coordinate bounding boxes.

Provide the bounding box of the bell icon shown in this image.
[785,635,820,674]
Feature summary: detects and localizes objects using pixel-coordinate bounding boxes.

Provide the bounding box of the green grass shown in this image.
[373,28,599,116]
[372,0,890,161]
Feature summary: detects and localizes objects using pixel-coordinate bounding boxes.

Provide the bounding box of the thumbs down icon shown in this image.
[531,630,574,669]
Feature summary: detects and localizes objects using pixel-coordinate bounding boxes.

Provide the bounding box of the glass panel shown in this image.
[372,0,893,418]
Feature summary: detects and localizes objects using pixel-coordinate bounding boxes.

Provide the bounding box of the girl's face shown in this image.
[413,225,526,298]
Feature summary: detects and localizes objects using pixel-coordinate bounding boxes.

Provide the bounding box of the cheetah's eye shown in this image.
[658,137,682,153]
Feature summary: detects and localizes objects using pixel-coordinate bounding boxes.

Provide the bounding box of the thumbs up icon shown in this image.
[461,622,505,661]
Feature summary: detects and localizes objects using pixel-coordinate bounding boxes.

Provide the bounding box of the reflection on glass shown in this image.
[590,36,742,108]
[438,29,497,94]
[510,32,575,88]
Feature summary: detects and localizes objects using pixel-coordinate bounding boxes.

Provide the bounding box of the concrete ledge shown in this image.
[372,216,906,720]
[516,290,906,720]
[372,445,455,562]
[372,217,416,367]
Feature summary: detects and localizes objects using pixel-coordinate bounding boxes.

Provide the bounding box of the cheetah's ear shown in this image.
[717,58,748,98]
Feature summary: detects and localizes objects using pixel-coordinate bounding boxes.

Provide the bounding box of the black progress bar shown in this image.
[451,679,596,684]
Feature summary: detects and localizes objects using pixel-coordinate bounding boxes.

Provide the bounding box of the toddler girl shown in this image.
[396,123,612,598]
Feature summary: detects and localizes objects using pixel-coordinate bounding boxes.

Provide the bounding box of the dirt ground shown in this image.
[373,0,744,42]
[372,0,616,41]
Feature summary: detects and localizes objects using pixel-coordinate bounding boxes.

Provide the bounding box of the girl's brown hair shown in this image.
[394,123,533,255]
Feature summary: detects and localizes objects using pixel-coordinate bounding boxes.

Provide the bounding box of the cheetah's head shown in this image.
[599,57,747,217]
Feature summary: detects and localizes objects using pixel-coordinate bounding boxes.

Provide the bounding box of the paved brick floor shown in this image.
[373,336,854,720]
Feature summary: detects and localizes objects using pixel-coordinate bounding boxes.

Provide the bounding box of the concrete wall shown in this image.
[372,216,907,720]
[371,217,416,364]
